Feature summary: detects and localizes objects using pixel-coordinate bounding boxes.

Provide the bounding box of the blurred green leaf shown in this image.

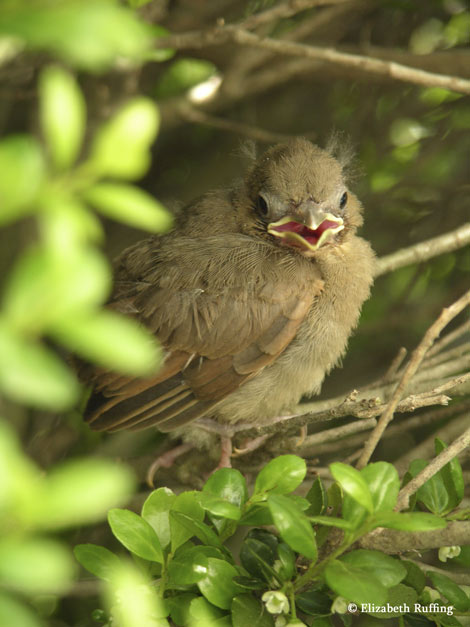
[0,538,74,594]
[186,596,228,627]
[0,135,45,224]
[142,487,176,550]
[444,13,470,47]
[144,25,175,62]
[105,562,169,627]
[155,58,217,99]
[40,198,104,252]
[74,544,121,581]
[89,98,159,179]
[267,494,317,561]
[0,0,153,71]
[168,546,224,587]
[254,455,306,496]
[53,309,162,376]
[427,571,470,611]
[373,512,446,532]
[0,591,43,627]
[435,438,464,508]
[325,559,387,606]
[0,324,79,410]
[108,509,164,563]
[341,550,406,588]
[402,560,426,595]
[330,463,374,513]
[39,65,85,170]
[33,458,135,529]
[2,246,110,332]
[84,182,172,232]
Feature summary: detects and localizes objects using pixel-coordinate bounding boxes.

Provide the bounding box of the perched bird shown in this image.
[81,138,375,466]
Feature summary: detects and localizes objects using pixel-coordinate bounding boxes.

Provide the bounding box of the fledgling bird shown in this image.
[81,138,375,465]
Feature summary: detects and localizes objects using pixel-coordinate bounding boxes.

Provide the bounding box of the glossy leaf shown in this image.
[39,66,85,169]
[169,491,205,552]
[240,537,278,584]
[267,494,317,561]
[306,477,327,515]
[0,135,44,223]
[196,557,243,610]
[340,550,406,587]
[254,455,306,496]
[187,597,229,627]
[108,509,163,563]
[84,183,172,232]
[231,594,274,626]
[74,544,121,581]
[296,587,332,616]
[409,459,450,515]
[325,559,387,605]
[427,571,470,611]
[402,560,426,595]
[361,462,399,512]
[330,463,374,513]
[155,58,216,99]
[373,511,446,532]
[277,542,296,581]
[239,504,273,526]
[53,309,162,376]
[141,487,176,549]
[203,468,248,508]
[89,98,159,179]
[199,492,241,521]
[435,438,464,509]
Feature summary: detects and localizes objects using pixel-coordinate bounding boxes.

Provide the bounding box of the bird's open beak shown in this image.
[268,211,344,252]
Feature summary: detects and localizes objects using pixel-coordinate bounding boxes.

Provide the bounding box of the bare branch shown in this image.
[395,425,470,511]
[239,0,353,30]
[375,223,470,277]
[356,291,470,469]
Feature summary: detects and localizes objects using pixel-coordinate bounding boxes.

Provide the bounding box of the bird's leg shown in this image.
[233,434,270,456]
[146,442,194,487]
[217,436,233,469]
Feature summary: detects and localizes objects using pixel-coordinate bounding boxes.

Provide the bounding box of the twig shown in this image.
[291,417,376,447]
[427,319,470,358]
[374,223,470,277]
[395,425,470,511]
[356,291,470,469]
[379,347,407,384]
[239,0,352,30]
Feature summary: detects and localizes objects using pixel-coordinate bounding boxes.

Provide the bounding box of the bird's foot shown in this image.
[233,434,270,456]
[146,442,194,487]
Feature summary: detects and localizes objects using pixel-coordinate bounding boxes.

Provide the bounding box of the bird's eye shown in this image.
[256,195,269,216]
[339,192,348,210]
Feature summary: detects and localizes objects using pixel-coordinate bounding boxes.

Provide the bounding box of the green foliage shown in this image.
[0,419,135,627]
[74,454,466,626]
[0,64,171,410]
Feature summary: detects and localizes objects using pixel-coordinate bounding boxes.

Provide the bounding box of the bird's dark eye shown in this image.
[339,192,348,210]
[256,195,269,216]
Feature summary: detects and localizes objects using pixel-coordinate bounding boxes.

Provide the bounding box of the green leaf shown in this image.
[361,462,399,512]
[306,477,327,515]
[340,550,406,587]
[89,98,159,179]
[239,504,273,526]
[325,559,387,606]
[267,494,317,560]
[170,511,223,552]
[84,183,172,232]
[169,491,205,552]
[186,597,228,627]
[0,325,79,410]
[254,455,306,496]
[167,592,198,627]
[435,438,464,508]
[409,459,451,515]
[40,198,104,251]
[0,2,153,71]
[168,546,224,587]
[0,135,45,224]
[240,537,278,584]
[427,571,470,611]
[199,493,241,521]
[197,557,243,610]
[53,309,162,376]
[0,538,74,594]
[367,584,418,617]
[277,543,296,581]
[373,511,447,532]
[155,58,217,99]
[32,458,135,529]
[295,587,332,616]
[203,468,248,508]
[402,561,426,595]
[231,594,274,626]
[39,65,85,169]
[74,544,121,581]
[108,509,163,563]
[105,562,169,627]
[3,246,110,332]
[141,487,176,549]
[330,463,374,513]
[0,591,43,627]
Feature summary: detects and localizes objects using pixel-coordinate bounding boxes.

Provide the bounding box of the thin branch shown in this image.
[375,223,470,277]
[239,0,353,30]
[395,425,470,511]
[356,291,470,469]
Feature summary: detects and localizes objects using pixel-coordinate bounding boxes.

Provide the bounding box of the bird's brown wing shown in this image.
[84,235,323,432]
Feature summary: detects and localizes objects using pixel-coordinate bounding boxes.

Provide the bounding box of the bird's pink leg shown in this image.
[146,442,194,487]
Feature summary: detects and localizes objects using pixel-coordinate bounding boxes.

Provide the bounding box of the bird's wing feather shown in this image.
[83,235,322,432]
